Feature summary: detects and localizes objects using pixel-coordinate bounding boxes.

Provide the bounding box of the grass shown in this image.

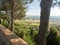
[14,20,39,45]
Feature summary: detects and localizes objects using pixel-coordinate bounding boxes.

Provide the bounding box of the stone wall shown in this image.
[0,24,28,45]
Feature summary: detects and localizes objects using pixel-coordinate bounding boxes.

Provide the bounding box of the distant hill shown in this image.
[25,15,40,20]
[50,16,60,21]
[25,15,60,21]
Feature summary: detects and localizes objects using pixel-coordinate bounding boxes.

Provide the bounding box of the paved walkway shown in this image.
[0,36,6,45]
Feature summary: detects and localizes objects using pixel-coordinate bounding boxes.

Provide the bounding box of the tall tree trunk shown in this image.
[7,20,10,29]
[37,0,52,45]
[10,10,14,31]
[10,0,14,31]
[0,11,1,24]
[0,17,1,24]
[3,19,4,25]
[5,11,8,26]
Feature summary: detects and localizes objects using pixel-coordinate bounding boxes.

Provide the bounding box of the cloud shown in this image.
[26,9,40,16]
[50,7,60,16]
[26,6,60,16]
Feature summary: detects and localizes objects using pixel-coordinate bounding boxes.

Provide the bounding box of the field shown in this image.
[14,19,60,26]
[14,19,60,32]
[2,19,60,45]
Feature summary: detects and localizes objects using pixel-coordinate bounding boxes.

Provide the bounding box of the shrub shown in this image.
[58,35,60,45]
[23,35,35,45]
[46,28,59,45]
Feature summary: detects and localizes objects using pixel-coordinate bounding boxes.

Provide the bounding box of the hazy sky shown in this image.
[26,0,60,16]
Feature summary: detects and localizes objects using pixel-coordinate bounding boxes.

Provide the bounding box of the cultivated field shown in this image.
[14,19,60,26]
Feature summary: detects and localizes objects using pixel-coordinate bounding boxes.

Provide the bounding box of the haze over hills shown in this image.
[25,15,60,21]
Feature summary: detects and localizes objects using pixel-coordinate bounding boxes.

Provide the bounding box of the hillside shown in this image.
[24,15,60,21]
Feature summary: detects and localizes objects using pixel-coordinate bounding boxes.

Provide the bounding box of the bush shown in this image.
[46,28,59,45]
[23,35,35,45]
[58,35,60,45]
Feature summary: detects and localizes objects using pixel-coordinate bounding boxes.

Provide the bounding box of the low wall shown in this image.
[0,24,28,45]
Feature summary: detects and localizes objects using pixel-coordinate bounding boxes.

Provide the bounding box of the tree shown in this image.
[37,0,60,45]
[0,0,9,25]
[0,2,1,24]
[0,0,33,31]
[37,0,52,45]
[9,0,33,31]
[0,11,1,24]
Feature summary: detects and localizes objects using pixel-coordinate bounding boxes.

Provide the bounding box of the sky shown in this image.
[26,0,60,16]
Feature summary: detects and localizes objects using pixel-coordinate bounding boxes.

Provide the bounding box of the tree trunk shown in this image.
[7,20,10,29]
[5,11,8,26]
[0,11,1,24]
[3,19,4,25]
[10,0,14,31]
[10,10,14,31]
[0,17,1,24]
[37,0,52,45]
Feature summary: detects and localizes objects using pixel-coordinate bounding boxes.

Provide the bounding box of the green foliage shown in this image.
[46,28,59,45]
[0,0,26,19]
[2,20,60,45]
[2,19,60,45]
[58,35,60,45]
[0,0,34,20]
[0,0,34,31]
[14,22,38,45]
[1,19,8,27]
[23,35,35,45]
